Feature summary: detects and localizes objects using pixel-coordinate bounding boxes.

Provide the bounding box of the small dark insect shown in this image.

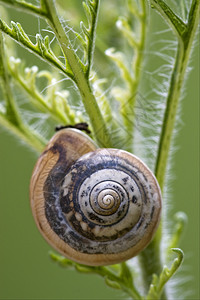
[55,122,91,134]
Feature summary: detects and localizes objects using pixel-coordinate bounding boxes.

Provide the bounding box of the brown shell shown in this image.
[30,129,162,266]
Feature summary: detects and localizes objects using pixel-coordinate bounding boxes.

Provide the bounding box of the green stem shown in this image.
[0,33,45,152]
[0,0,47,18]
[86,0,100,77]
[139,238,167,299]
[0,34,20,126]
[94,265,142,299]
[123,0,147,152]
[133,0,147,88]
[151,0,187,37]
[155,0,200,190]
[0,113,45,152]
[0,0,112,147]
[8,64,68,124]
[131,0,146,142]
[155,43,184,189]
[43,0,112,147]
[0,19,72,78]
[50,253,142,300]
[139,1,199,298]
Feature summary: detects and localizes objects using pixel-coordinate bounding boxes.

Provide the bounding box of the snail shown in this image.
[30,128,162,266]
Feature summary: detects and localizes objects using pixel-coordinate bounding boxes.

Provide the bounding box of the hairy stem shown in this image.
[139,1,199,298]
[43,0,112,147]
[120,0,147,152]
[130,0,147,148]
[155,0,200,190]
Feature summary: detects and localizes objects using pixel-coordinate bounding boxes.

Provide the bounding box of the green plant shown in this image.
[0,0,199,299]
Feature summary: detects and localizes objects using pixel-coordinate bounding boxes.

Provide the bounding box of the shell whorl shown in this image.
[30,129,162,266]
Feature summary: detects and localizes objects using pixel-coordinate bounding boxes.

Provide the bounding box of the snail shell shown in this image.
[30,128,162,266]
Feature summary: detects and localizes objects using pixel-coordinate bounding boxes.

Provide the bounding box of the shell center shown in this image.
[97,189,119,210]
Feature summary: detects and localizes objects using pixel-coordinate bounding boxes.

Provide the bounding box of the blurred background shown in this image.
[0,1,199,299]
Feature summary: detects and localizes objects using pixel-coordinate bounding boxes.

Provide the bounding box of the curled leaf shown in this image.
[147,248,184,299]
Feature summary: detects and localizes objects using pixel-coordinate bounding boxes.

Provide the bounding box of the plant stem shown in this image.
[86,0,100,77]
[8,64,68,125]
[0,114,45,152]
[50,253,142,300]
[0,34,20,126]
[0,0,112,147]
[139,1,199,298]
[122,0,147,152]
[155,0,200,190]
[43,0,112,147]
[139,238,167,299]
[0,19,72,78]
[150,0,187,37]
[131,0,147,148]
[0,0,47,18]
[0,33,45,152]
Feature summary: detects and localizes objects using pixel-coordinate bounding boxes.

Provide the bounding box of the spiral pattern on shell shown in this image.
[30,129,162,266]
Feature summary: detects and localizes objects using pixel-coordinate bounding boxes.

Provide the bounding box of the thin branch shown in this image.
[50,252,142,300]
[0,34,45,152]
[150,0,187,38]
[85,0,100,77]
[0,0,47,18]
[0,113,45,152]
[0,19,73,78]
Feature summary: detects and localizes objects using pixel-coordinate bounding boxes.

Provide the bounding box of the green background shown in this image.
[0,2,199,300]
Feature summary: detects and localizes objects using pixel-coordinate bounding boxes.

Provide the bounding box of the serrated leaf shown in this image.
[7,56,79,125]
[0,18,73,78]
[80,21,90,39]
[147,248,184,299]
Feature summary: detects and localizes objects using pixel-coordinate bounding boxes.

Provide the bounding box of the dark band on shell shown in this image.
[30,128,162,266]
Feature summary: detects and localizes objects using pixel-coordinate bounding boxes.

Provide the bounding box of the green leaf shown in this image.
[0,0,46,16]
[0,18,72,78]
[0,33,46,151]
[167,212,188,257]
[150,0,187,37]
[81,0,100,75]
[147,248,184,299]
[50,252,142,299]
[104,276,121,290]
[8,56,80,125]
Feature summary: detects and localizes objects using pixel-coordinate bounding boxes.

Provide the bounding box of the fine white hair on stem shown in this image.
[39,77,70,95]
